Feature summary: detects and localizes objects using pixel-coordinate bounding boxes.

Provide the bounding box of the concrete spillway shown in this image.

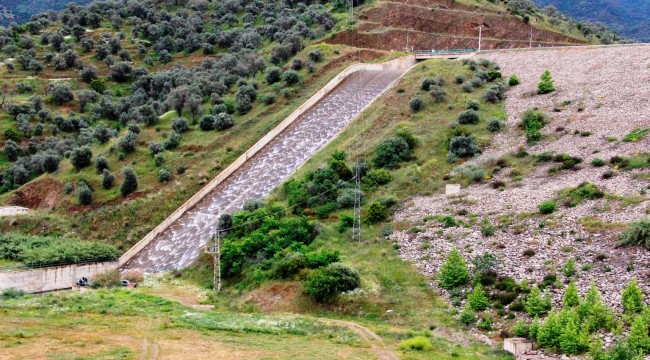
[122,66,409,273]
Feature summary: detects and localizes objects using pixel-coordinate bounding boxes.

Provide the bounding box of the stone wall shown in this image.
[0,261,118,293]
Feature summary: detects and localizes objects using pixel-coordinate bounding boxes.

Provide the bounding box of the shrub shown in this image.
[95,155,110,173]
[410,97,424,112]
[617,218,650,249]
[261,93,276,105]
[477,314,493,330]
[305,249,340,269]
[439,215,457,228]
[373,136,411,168]
[235,94,252,115]
[118,132,138,153]
[50,82,74,105]
[282,69,300,85]
[338,213,354,233]
[214,113,235,131]
[562,258,576,277]
[199,115,215,131]
[148,142,164,156]
[429,85,446,103]
[120,166,138,197]
[472,252,497,274]
[91,269,120,288]
[438,248,470,289]
[521,109,547,144]
[487,119,502,132]
[171,118,188,133]
[363,169,392,187]
[421,77,438,91]
[102,169,115,189]
[508,75,520,86]
[468,284,489,311]
[453,164,484,183]
[460,305,476,325]
[591,158,605,167]
[563,281,580,307]
[461,82,474,93]
[526,285,552,317]
[398,336,432,351]
[628,315,650,354]
[622,278,644,313]
[538,201,556,214]
[457,109,480,125]
[77,183,92,205]
[467,99,480,111]
[158,168,171,183]
[558,182,604,207]
[537,69,556,94]
[367,202,386,223]
[70,146,93,169]
[265,66,282,84]
[272,252,306,279]
[303,263,361,302]
[448,135,480,158]
[1,288,27,300]
[163,132,180,150]
[455,74,466,84]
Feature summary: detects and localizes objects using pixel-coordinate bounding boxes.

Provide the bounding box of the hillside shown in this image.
[533,0,650,41]
[0,0,94,26]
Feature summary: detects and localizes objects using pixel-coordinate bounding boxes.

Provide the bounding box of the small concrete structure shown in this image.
[445,184,461,195]
[504,338,534,356]
[0,261,118,293]
[0,206,29,217]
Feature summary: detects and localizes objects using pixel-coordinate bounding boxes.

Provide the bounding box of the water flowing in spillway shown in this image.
[122,69,406,272]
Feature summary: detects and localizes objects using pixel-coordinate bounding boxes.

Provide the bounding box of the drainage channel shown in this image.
[122,68,407,272]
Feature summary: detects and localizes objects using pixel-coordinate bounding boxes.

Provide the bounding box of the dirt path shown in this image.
[320,319,399,360]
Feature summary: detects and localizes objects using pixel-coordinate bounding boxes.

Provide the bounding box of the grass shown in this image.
[0,289,373,359]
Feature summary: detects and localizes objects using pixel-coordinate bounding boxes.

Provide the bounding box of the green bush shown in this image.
[363,169,392,188]
[622,279,644,314]
[373,136,412,169]
[305,249,340,269]
[562,258,576,277]
[558,182,604,207]
[120,166,138,197]
[538,311,561,349]
[622,128,650,142]
[487,119,502,132]
[367,202,386,223]
[282,69,300,85]
[398,336,432,351]
[457,109,480,125]
[468,284,489,311]
[410,97,424,112]
[480,220,495,236]
[437,248,470,289]
[538,201,556,214]
[628,315,650,354]
[271,252,307,279]
[537,69,555,94]
[526,285,552,317]
[617,218,650,249]
[91,269,121,288]
[429,85,446,103]
[1,288,27,300]
[77,184,92,205]
[460,304,476,324]
[591,158,606,167]
[563,282,580,307]
[521,109,547,144]
[467,99,480,111]
[304,263,361,302]
[337,213,354,233]
[508,75,520,86]
[158,168,171,183]
[477,314,493,330]
[70,146,93,169]
[448,135,480,158]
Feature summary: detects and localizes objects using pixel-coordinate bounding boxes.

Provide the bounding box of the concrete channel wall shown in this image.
[0,261,118,293]
[118,55,415,267]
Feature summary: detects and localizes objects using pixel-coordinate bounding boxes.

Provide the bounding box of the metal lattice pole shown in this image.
[352,161,362,242]
[205,229,221,292]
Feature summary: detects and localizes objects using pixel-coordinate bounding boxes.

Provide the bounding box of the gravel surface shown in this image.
[392,45,650,313]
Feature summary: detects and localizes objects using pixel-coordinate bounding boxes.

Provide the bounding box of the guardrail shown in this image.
[0,256,119,272]
[414,48,477,55]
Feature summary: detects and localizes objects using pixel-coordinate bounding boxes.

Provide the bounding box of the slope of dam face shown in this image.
[122,68,407,272]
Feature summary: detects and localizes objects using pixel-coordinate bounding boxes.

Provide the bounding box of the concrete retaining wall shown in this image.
[118,56,415,267]
[0,261,118,293]
[0,206,29,216]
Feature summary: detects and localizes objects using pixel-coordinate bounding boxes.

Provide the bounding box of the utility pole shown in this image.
[406,28,413,52]
[530,25,533,48]
[478,25,482,52]
[352,161,363,242]
[349,0,354,22]
[205,229,222,292]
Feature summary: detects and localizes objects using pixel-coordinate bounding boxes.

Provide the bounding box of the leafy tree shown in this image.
[538,310,562,350]
[367,202,386,223]
[562,258,576,277]
[158,168,171,183]
[80,66,98,83]
[77,183,92,205]
[526,285,552,317]
[538,69,556,94]
[93,124,112,143]
[448,135,480,158]
[410,97,424,112]
[438,248,470,289]
[109,61,133,82]
[4,140,20,161]
[70,146,93,169]
[78,89,98,112]
[373,136,411,168]
[468,284,489,311]
[171,118,189,133]
[199,115,215,131]
[214,113,234,131]
[42,154,60,173]
[118,132,138,153]
[282,69,300,85]
[458,109,480,124]
[559,310,580,354]
[622,278,644,314]
[472,252,497,275]
[563,281,580,308]
[50,83,74,105]
[265,66,282,84]
[95,155,110,173]
[304,263,361,302]
[120,166,138,197]
[90,78,107,93]
[102,169,115,189]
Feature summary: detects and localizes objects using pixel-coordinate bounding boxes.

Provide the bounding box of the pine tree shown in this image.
[526,285,552,317]
[628,315,650,354]
[437,248,470,289]
[559,314,579,354]
[563,281,580,308]
[460,304,476,325]
[622,278,644,314]
[538,311,562,350]
[537,69,556,94]
[468,284,490,311]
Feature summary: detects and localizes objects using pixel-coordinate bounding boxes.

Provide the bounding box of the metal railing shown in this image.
[0,256,118,272]
[413,48,477,56]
